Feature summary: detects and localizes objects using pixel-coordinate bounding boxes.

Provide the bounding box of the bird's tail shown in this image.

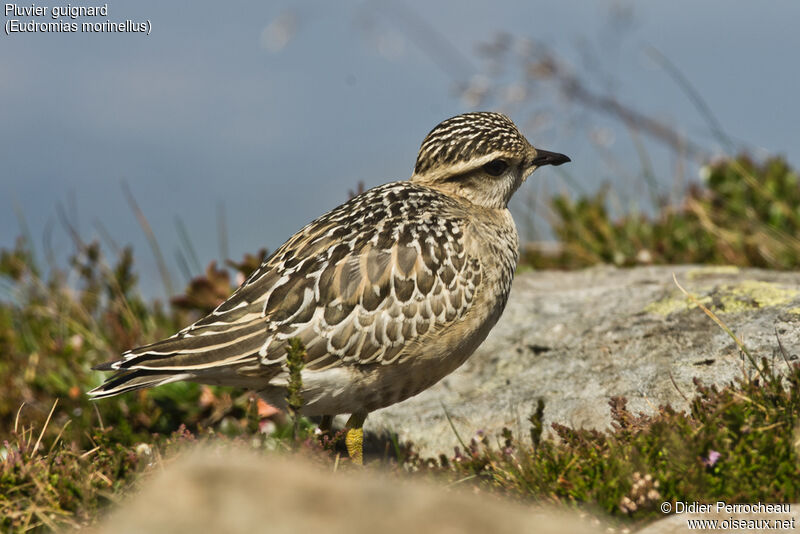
[88,317,270,399]
[87,368,194,399]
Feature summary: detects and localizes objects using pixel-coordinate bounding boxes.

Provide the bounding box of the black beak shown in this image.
[531,149,571,167]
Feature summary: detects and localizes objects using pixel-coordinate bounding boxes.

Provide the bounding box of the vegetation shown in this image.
[2,152,800,531]
[423,361,800,523]
[524,155,800,269]
[0,237,268,531]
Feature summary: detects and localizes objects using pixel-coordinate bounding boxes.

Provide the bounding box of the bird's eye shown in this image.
[482,159,508,176]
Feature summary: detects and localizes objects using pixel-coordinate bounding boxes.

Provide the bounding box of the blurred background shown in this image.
[4,4,800,529]
[4,0,799,299]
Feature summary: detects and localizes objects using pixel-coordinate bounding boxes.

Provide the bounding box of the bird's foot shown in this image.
[345,427,364,465]
[344,412,368,465]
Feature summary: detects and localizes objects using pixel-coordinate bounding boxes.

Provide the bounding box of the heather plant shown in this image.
[414,356,800,524]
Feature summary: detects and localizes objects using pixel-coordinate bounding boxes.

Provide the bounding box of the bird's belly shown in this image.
[259,243,514,417]
[289,361,452,417]
[263,293,506,417]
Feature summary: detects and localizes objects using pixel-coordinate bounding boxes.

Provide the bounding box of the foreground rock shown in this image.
[368,265,800,456]
[87,447,602,534]
[86,446,797,534]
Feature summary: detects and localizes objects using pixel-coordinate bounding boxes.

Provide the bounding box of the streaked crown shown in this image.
[409,112,569,209]
[413,112,529,177]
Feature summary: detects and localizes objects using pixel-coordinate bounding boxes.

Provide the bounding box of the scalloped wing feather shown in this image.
[89,182,481,398]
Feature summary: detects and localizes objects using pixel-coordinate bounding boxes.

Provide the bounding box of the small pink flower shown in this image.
[702,450,721,467]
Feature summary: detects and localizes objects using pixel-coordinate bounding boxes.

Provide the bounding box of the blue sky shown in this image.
[3,1,799,298]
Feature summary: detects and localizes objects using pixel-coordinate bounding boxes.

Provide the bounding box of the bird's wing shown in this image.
[89,183,482,395]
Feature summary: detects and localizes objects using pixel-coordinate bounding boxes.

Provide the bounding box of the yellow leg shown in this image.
[344,412,367,465]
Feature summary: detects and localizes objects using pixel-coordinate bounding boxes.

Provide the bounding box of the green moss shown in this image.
[645,294,711,316]
[686,266,740,279]
[716,280,799,312]
[646,280,798,316]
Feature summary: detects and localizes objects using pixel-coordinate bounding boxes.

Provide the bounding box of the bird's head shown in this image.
[410,112,570,209]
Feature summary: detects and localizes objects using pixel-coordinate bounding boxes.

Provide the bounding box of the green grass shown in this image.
[1,152,800,531]
[6,354,799,531]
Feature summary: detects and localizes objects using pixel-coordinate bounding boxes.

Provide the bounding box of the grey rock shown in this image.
[366,265,800,456]
[86,446,603,534]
